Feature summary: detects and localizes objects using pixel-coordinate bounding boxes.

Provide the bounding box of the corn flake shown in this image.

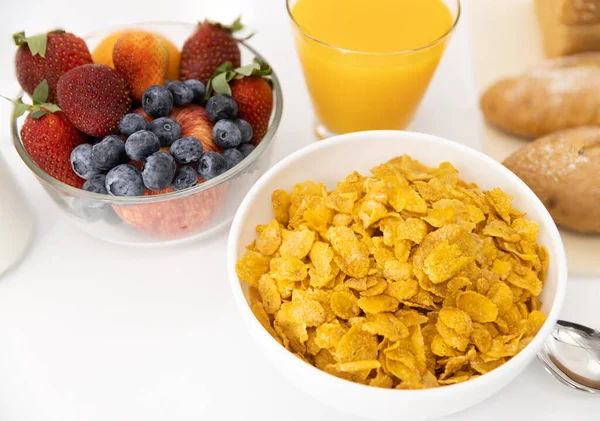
[255,219,282,256]
[258,274,281,314]
[328,226,371,278]
[330,290,361,320]
[280,225,315,259]
[236,251,270,287]
[456,291,498,323]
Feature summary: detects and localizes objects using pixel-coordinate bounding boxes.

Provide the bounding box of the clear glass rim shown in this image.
[286,0,461,56]
[11,21,284,205]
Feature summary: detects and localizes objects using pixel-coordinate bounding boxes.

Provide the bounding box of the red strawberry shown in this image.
[56,64,132,137]
[20,108,87,188]
[209,59,274,144]
[180,18,243,84]
[231,77,273,144]
[14,30,92,102]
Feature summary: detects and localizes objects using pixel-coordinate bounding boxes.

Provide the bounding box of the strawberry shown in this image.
[13,30,92,102]
[231,77,273,144]
[208,59,274,144]
[8,81,87,188]
[56,64,132,137]
[113,32,170,102]
[180,17,244,85]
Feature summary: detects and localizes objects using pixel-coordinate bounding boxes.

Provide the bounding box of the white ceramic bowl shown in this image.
[227,130,567,421]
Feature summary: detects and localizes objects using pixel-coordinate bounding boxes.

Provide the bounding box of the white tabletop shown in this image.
[0,0,598,420]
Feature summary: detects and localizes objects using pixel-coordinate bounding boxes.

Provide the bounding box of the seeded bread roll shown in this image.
[504,126,600,233]
[536,0,600,57]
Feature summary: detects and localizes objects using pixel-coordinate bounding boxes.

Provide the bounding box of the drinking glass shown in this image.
[287,0,461,139]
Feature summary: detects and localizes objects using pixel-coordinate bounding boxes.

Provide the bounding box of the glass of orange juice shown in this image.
[287,0,461,138]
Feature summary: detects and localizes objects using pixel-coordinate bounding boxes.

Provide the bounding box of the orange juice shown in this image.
[289,0,456,136]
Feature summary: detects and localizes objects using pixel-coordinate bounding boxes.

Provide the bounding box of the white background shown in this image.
[0,0,598,420]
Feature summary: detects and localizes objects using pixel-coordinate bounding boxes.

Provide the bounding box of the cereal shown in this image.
[328,226,371,278]
[280,225,316,259]
[358,295,400,314]
[271,189,291,225]
[258,274,281,314]
[456,291,499,323]
[235,251,270,287]
[255,220,282,256]
[236,156,549,389]
[331,290,361,320]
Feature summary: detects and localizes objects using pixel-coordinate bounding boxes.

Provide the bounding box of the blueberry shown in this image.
[235,119,253,144]
[105,164,145,196]
[119,113,148,136]
[148,117,181,147]
[170,136,203,164]
[82,174,108,195]
[184,79,206,104]
[197,151,226,180]
[172,166,199,191]
[70,143,102,179]
[142,85,173,118]
[88,136,103,145]
[92,135,127,170]
[206,94,238,122]
[213,119,242,149]
[166,80,194,106]
[223,148,244,170]
[142,151,176,191]
[125,130,160,162]
[238,143,255,158]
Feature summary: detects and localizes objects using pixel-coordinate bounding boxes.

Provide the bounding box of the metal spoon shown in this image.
[538,320,600,393]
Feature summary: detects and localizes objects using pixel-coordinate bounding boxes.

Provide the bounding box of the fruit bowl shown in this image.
[11,21,283,246]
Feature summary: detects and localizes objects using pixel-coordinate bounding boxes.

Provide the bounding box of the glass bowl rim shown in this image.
[10,20,284,205]
[285,0,461,56]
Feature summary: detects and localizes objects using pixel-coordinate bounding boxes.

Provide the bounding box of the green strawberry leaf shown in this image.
[43,103,62,113]
[234,59,272,77]
[235,63,258,77]
[211,72,233,96]
[0,95,32,120]
[12,31,28,46]
[30,109,48,119]
[229,16,244,33]
[255,59,272,75]
[205,61,236,99]
[12,97,31,120]
[216,61,234,73]
[32,80,49,104]
[25,33,48,58]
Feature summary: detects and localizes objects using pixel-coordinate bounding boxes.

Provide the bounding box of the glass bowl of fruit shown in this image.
[10,21,283,246]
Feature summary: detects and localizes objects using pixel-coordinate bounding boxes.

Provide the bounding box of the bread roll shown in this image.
[504,126,600,233]
[480,66,600,138]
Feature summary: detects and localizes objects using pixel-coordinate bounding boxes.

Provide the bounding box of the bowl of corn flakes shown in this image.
[227,130,567,421]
